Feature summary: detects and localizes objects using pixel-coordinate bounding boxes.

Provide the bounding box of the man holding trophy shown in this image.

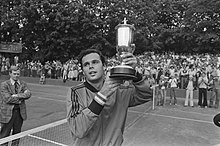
[66,19,153,146]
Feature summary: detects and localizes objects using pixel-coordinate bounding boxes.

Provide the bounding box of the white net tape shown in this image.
[0,119,73,146]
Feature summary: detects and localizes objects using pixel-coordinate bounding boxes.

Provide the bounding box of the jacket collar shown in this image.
[84,81,98,92]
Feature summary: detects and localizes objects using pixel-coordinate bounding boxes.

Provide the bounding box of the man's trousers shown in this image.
[0,108,23,146]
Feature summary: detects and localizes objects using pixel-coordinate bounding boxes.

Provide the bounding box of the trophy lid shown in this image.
[116,18,135,47]
[115,18,135,30]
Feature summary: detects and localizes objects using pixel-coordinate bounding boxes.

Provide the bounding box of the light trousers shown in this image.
[185,89,194,106]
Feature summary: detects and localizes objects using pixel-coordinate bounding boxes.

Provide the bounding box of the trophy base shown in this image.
[109,65,137,80]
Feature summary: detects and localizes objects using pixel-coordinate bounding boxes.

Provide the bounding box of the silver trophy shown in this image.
[109,18,137,80]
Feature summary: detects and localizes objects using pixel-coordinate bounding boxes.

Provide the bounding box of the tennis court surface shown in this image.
[0,76,220,146]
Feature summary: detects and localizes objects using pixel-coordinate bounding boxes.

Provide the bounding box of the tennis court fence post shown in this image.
[151,84,159,110]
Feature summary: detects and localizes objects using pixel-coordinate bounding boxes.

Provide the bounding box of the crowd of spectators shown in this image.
[130,52,220,109]
[1,52,220,109]
[0,57,83,82]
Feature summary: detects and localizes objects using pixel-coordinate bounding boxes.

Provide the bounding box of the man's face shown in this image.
[82,53,104,83]
[10,70,20,81]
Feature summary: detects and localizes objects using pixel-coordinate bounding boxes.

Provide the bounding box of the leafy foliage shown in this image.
[1,0,220,62]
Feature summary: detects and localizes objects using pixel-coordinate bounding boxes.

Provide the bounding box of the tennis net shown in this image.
[0,119,73,146]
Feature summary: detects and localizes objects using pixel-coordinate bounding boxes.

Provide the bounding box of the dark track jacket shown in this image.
[66,76,152,146]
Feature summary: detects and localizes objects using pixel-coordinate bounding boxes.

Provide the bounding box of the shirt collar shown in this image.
[10,79,20,85]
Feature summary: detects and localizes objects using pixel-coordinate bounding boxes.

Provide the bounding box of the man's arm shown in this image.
[15,82,31,100]
[66,88,102,138]
[67,74,122,139]
[129,73,153,107]
[1,82,20,104]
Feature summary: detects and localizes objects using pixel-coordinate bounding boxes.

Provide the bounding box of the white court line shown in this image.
[157,107,216,116]
[32,91,66,97]
[28,134,68,146]
[128,110,213,124]
[146,113,213,124]
[125,106,152,131]
[32,95,66,103]
[28,82,67,88]
[129,106,214,117]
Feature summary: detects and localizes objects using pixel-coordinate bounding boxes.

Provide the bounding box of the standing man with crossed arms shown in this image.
[0,66,31,146]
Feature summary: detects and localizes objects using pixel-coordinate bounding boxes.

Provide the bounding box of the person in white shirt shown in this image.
[184,75,195,107]
[168,74,178,105]
[198,70,209,108]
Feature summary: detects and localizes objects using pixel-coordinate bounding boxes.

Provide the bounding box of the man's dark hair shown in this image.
[78,49,106,69]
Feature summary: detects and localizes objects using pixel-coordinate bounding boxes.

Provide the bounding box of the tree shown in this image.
[184,0,220,53]
[151,0,191,53]
[1,0,220,63]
